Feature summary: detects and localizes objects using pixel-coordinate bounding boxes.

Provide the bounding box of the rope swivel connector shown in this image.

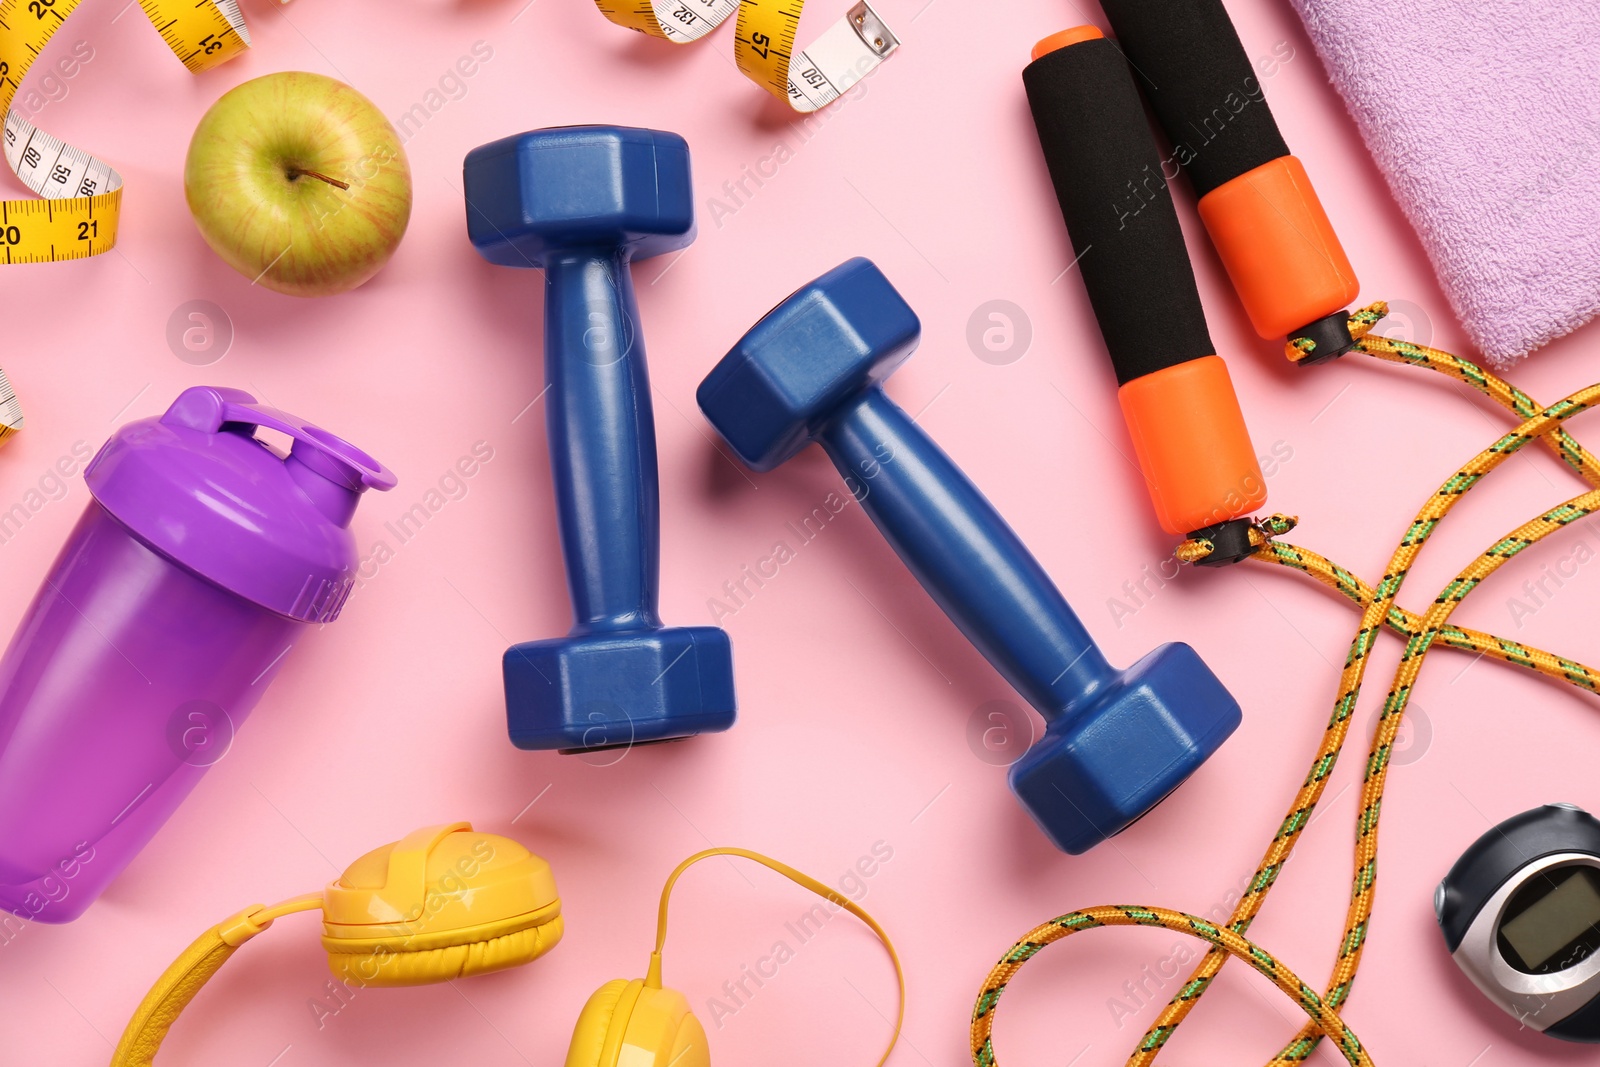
[1178,513,1300,567]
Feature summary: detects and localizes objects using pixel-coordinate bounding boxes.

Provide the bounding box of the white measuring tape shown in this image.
[594,0,900,112]
[0,369,22,446]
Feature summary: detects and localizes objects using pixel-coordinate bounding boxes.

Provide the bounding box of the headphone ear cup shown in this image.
[567,983,709,1067]
[630,986,708,1067]
[565,979,633,1067]
[320,824,563,989]
[326,913,565,988]
[665,1004,709,1067]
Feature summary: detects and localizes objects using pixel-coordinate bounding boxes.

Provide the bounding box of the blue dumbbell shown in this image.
[697,258,1239,853]
[463,126,735,754]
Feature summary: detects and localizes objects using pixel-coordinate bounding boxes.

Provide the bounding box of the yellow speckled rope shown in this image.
[1129,335,1600,1064]
[970,906,1373,1067]
[1245,334,1600,1064]
[1349,305,1600,484]
[972,315,1600,1067]
[1265,480,1600,1067]
[1130,343,1600,1065]
[1182,516,1597,693]
[1256,536,1598,693]
[1248,311,1600,696]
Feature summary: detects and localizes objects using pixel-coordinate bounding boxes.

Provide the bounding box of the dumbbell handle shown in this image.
[543,252,663,633]
[819,387,1116,721]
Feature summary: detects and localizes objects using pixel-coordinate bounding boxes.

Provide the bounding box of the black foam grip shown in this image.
[1023,38,1213,385]
[1097,0,1289,196]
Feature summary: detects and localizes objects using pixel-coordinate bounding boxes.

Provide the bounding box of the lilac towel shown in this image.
[1287,0,1600,365]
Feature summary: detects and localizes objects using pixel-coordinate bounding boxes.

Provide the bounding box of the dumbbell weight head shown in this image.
[696,257,920,471]
[1008,641,1238,853]
[503,629,735,753]
[463,126,695,268]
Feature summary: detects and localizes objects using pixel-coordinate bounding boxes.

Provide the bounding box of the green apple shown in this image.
[184,71,412,297]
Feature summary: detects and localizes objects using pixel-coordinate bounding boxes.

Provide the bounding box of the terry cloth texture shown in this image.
[1287,0,1600,365]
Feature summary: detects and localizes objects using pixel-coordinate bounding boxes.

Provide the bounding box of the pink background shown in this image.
[3,0,1600,1064]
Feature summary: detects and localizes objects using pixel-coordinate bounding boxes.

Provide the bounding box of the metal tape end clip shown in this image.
[849,2,901,58]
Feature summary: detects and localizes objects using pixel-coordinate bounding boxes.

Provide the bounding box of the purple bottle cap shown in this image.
[84,386,397,623]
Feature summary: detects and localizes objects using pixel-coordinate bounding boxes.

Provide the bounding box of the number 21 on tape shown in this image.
[594,0,900,113]
[0,0,257,263]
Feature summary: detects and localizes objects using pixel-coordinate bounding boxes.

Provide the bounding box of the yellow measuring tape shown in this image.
[594,0,899,112]
[0,0,254,264]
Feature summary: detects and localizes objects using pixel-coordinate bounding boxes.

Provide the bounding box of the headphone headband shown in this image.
[322,821,470,925]
[109,824,564,1067]
[113,895,324,1067]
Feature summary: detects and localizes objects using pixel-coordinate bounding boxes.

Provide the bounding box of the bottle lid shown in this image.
[84,386,396,623]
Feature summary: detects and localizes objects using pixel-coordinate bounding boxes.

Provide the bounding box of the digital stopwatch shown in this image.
[1437,803,1600,1040]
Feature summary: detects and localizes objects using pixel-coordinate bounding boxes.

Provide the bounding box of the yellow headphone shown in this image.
[110,823,564,1066]
[563,847,904,1067]
[111,838,902,1067]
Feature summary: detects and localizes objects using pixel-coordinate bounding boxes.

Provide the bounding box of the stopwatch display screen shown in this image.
[1498,865,1600,973]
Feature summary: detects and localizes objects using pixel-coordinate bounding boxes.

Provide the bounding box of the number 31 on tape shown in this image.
[0,0,257,263]
[594,0,900,113]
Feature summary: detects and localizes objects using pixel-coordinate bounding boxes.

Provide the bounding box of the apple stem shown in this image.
[288,166,350,191]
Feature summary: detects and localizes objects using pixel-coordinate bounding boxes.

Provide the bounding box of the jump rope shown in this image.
[972,3,1600,1064]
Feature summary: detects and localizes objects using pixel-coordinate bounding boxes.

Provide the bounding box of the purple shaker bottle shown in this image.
[0,386,395,922]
